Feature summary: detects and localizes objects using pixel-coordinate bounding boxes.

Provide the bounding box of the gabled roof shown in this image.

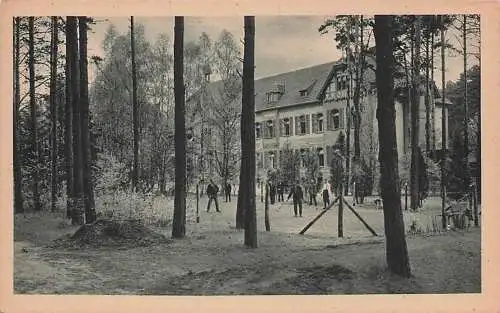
[253,61,341,112]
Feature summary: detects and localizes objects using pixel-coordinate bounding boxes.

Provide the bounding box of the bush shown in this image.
[95,191,171,227]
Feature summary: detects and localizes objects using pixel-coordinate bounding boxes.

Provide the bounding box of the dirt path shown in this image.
[14,196,480,294]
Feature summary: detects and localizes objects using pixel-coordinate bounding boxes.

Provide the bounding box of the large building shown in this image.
[252,56,450,189]
[188,54,451,193]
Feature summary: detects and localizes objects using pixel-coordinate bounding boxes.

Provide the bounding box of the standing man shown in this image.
[308,178,318,207]
[287,181,304,217]
[277,181,285,202]
[225,182,232,202]
[206,179,220,212]
[269,182,276,204]
[322,179,333,210]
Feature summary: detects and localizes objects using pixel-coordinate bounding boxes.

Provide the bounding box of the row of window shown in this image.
[256,148,326,170]
[256,109,344,139]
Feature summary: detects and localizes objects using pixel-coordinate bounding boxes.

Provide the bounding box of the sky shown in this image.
[87,16,480,89]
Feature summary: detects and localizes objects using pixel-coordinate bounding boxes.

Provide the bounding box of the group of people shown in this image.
[283,179,335,217]
[204,178,336,218]
[205,180,236,212]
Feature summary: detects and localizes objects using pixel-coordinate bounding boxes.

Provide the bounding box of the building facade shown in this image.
[253,57,450,191]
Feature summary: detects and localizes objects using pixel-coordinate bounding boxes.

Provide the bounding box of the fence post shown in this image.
[196,183,200,223]
[338,187,344,238]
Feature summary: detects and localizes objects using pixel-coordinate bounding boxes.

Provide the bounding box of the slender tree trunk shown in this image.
[13,17,24,214]
[403,54,411,155]
[374,15,411,278]
[410,16,421,211]
[353,15,362,160]
[65,17,75,220]
[345,47,351,197]
[172,16,186,238]
[431,27,436,158]
[243,16,257,248]
[462,15,470,190]
[425,24,431,155]
[28,17,42,212]
[49,17,59,212]
[68,16,84,225]
[79,16,96,223]
[131,16,139,192]
[440,15,448,229]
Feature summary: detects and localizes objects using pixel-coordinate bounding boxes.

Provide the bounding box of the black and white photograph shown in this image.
[9,14,483,296]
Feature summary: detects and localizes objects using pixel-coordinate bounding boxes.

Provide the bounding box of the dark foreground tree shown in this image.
[242,16,257,248]
[28,17,42,212]
[79,16,96,223]
[49,16,59,212]
[13,17,23,214]
[68,16,85,224]
[172,16,186,238]
[65,17,75,220]
[374,15,411,277]
[410,16,421,211]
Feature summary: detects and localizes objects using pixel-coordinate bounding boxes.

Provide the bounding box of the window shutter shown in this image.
[312,114,317,133]
[279,119,283,136]
[339,108,345,129]
[327,110,333,131]
[305,114,310,134]
[275,118,279,137]
[295,116,299,136]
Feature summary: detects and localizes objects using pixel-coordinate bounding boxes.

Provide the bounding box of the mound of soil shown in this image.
[51,219,169,249]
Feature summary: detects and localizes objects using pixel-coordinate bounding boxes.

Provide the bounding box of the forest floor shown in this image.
[13,195,481,295]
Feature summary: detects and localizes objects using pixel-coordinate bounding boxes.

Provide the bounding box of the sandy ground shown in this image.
[14,195,481,294]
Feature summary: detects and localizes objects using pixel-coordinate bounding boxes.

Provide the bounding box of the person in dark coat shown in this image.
[287,182,304,217]
[225,182,232,202]
[276,182,284,202]
[269,182,276,204]
[206,180,220,212]
[308,179,318,207]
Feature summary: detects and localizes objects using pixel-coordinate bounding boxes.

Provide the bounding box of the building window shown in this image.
[300,90,309,97]
[269,151,276,169]
[317,113,324,133]
[332,109,340,129]
[256,123,261,139]
[256,153,261,168]
[284,118,290,136]
[267,92,280,103]
[300,116,306,134]
[266,120,274,138]
[318,148,325,167]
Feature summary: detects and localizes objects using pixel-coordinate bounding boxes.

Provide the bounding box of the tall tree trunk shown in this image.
[431,26,436,158]
[65,17,75,219]
[28,17,42,212]
[13,17,24,214]
[345,47,351,197]
[79,16,96,223]
[353,15,362,160]
[425,22,431,155]
[67,16,84,225]
[403,54,411,155]
[243,16,257,248]
[131,16,139,192]
[462,15,470,191]
[440,15,448,229]
[172,16,186,238]
[50,16,59,212]
[410,16,421,211]
[373,15,411,278]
